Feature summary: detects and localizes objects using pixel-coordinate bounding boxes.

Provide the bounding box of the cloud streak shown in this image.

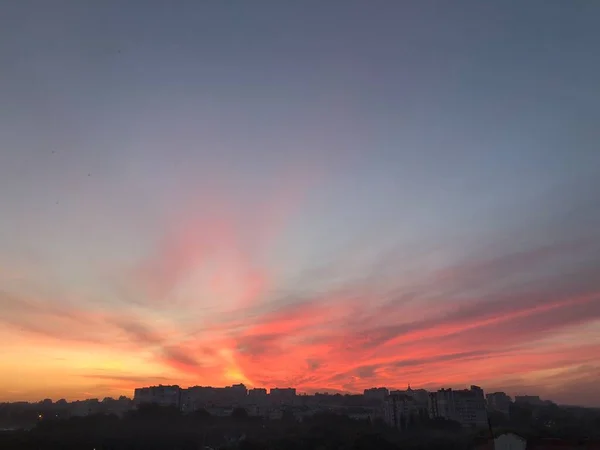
[1,154,599,405]
[2,226,600,406]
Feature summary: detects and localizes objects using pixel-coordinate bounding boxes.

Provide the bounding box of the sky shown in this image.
[1,1,600,406]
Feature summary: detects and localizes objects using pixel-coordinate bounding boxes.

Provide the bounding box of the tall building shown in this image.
[229,383,248,404]
[429,388,456,420]
[248,388,268,401]
[180,386,216,412]
[270,387,296,405]
[429,386,487,427]
[486,392,512,416]
[247,388,268,416]
[180,384,248,410]
[133,385,181,408]
[364,387,389,402]
[391,385,429,411]
[384,393,416,430]
[457,385,487,427]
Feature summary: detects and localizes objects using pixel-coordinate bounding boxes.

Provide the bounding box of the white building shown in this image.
[494,433,527,450]
[429,386,487,427]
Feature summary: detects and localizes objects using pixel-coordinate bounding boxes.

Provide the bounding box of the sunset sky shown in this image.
[1,1,599,406]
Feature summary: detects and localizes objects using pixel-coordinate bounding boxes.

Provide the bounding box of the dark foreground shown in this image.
[1,403,599,450]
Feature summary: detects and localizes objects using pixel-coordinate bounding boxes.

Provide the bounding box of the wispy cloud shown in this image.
[1,178,600,405]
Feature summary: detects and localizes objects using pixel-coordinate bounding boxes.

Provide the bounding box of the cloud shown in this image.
[0,290,109,346]
[160,346,203,373]
[430,238,596,296]
[209,259,600,394]
[112,318,165,346]
[128,171,317,310]
[2,190,600,405]
[80,373,172,385]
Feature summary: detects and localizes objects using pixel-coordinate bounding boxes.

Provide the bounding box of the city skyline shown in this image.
[2,381,550,431]
[2,382,538,409]
[1,2,600,407]
[0,380,578,409]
